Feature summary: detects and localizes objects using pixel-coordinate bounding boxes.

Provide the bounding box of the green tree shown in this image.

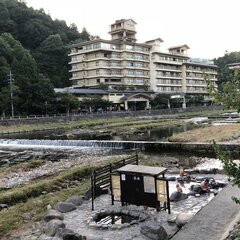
[208,70,240,204]
[214,51,240,88]
[0,0,91,88]
[0,32,55,115]
[213,141,240,204]
[79,96,112,111]
[54,93,79,114]
[186,94,204,106]
[34,34,69,87]
[30,74,54,114]
[208,69,240,112]
[0,83,19,117]
[151,93,170,109]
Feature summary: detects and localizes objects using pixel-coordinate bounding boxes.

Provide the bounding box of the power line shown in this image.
[8,70,14,118]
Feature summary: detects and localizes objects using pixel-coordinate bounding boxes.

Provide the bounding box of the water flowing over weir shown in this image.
[0,139,146,150]
[0,139,240,155]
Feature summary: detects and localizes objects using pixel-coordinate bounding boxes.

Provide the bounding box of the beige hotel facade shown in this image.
[67,19,218,110]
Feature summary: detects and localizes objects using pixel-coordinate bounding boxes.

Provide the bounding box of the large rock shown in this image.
[55,202,76,213]
[61,228,83,240]
[44,209,64,222]
[170,191,188,202]
[176,213,194,227]
[43,219,65,236]
[140,221,168,240]
[67,195,85,206]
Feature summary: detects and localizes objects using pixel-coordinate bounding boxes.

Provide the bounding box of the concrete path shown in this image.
[171,185,240,240]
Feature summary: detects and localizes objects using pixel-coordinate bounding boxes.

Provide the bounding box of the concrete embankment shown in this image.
[143,141,240,156]
[171,185,240,240]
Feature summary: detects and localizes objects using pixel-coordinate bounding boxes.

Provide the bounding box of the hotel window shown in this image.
[112,70,121,75]
[135,46,143,51]
[96,61,99,66]
[127,53,134,59]
[95,53,100,58]
[72,64,77,69]
[105,70,111,75]
[135,62,144,67]
[126,45,133,50]
[127,70,134,75]
[111,53,120,58]
[93,43,101,49]
[112,62,120,67]
[102,43,111,49]
[127,62,134,67]
[86,45,92,50]
[135,54,143,59]
[136,78,144,84]
[127,78,134,83]
[136,70,143,75]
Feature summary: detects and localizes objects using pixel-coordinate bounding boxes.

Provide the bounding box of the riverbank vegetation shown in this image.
[0,108,233,136]
[0,178,90,239]
[169,124,240,142]
[0,161,108,238]
[0,117,183,136]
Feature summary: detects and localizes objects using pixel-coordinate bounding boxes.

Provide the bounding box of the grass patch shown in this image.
[0,108,231,135]
[0,179,90,239]
[0,165,94,206]
[169,124,240,142]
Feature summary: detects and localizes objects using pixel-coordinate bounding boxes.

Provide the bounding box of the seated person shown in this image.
[176,183,183,192]
[200,179,210,193]
[179,167,185,177]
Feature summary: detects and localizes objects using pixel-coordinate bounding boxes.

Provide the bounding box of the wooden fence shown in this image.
[91,153,138,210]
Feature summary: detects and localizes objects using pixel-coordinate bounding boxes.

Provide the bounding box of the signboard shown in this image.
[111,175,121,198]
[143,176,155,193]
[156,179,168,202]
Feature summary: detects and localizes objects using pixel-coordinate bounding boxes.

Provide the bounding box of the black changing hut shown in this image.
[111,164,170,213]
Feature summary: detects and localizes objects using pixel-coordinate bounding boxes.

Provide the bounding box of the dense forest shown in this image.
[0,0,239,116]
[214,52,240,87]
[0,0,90,116]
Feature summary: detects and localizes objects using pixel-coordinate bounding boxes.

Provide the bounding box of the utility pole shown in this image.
[8,70,14,118]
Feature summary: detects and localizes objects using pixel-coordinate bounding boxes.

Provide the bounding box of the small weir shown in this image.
[0,139,145,150]
[0,139,240,155]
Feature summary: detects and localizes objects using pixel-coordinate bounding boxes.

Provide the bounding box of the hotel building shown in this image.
[67,19,218,109]
[148,39,218,102]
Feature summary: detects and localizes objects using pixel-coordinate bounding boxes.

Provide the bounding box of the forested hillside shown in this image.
[214,52,240,88]
[0,0,90,115]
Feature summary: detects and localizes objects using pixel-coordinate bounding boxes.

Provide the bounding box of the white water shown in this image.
[0,139,145,150]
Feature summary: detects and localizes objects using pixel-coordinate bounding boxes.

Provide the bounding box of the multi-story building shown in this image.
[67,19,218,110]
[148,39,218,104]
[69,19,151,90]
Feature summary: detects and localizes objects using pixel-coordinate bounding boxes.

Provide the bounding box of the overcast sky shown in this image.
[25,0,240,60]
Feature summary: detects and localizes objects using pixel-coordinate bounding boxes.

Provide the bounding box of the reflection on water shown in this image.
[113,125,195,141]
[2,125,195,142]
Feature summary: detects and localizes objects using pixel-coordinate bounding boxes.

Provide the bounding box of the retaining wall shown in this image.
[0,106,222,126]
